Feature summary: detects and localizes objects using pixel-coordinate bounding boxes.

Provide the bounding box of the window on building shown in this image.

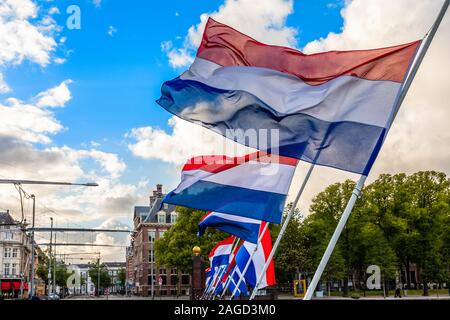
[148,275,155,285]
[11,263,16,275]
[4,248,11,258]
[3,263,10,276]
[157,212,166,224]
[170,268,177,275]
[163,203,168,210]
[170,212,178,224]
[12,248,18,258]
[5,232,13,240]
[159,268,166,275]
[159,231,165,239]
[181,275,190,285]
[148,231,156,242]
[149,250,154,263]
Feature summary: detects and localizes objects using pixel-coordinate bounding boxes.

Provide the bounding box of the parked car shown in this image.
[48,293,60,300]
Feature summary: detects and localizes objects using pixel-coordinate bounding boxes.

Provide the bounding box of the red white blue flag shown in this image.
[199,211,261,243]
[157,18,421,175]
[235,222,275,289]
[162,152,297,224]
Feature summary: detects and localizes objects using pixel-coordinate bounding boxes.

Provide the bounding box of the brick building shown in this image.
[0,211,37,298]
[127,185,191,297]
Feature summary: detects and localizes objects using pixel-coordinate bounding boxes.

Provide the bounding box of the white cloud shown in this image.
[93,0,102,8]
[161,41,194,68]
[36,79,72,108]
[127,116,255,165]
[53,57,66,64]
[48,7,60,15]
[0,0,58,67]
[0,80,72,144]
[162,0,297,68]
[107,25,117,37]
[0,72,10,93]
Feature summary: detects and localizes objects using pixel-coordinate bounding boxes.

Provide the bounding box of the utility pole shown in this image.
[97,254,101,297]
[29,195,36,298]
[48,217,53,295]
[53,232,57,295]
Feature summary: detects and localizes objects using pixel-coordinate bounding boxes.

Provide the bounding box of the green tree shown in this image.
[273,204,307,284]
[404,171,449,295]
[154,207,228,272]
[117,268,126,288]
[88,262,112,295]
[305,180,357,296]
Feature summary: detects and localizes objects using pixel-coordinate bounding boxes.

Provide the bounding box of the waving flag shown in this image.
[205,267,212,289]
[208,236,235,269]
[227,266,249,298]
[199,211,261,243]
[235,222,275,289]
[157,18,421,175]
[163,152,297,224]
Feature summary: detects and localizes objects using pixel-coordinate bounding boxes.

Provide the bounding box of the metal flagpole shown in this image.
[219,265,235,299]
[230,222,270,299]
[304,0,449,300]
[250,162,315,300]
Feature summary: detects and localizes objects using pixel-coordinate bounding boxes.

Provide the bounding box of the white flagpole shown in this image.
[201,270,216,300]
[249,162,315,299]
[229,222,270,299]
[219,266,235,299]
[304,0,449,300]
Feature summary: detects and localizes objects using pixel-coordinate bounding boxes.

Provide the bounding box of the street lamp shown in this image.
[48,217,53,295]
[0,179,98,298]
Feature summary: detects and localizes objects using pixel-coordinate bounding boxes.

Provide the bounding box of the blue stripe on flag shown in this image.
[163,180,286,224]
[199,215,260,244]
[157,78,386,175]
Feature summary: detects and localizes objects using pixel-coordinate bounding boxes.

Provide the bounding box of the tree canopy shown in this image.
[153,171,450,296]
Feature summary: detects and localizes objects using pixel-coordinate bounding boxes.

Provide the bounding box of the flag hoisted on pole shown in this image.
[199,211,262,244]
[231,221,274,299]
[157,17,421,176]
[162,152,298,224]
[303,0,449,300]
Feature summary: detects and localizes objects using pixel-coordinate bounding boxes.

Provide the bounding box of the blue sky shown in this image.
[3,0,344,189]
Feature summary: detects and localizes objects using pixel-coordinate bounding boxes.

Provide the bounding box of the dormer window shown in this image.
[170,212,178,224]
[157,212,166,224]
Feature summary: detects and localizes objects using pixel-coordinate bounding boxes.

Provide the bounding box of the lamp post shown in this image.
[0,179,98,298]
[48,217,53,295]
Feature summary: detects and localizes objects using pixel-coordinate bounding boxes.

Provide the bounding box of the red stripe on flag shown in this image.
[260,222,276,286]
[209,235,235,258]
[197,18,421,85]
[183,151,298,173]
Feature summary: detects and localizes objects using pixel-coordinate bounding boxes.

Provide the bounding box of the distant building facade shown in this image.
[0,210,42,298]
[127,184,191,297]
[67,262,126,295]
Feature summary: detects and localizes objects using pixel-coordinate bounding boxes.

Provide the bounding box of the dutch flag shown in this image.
[199,211,261,244]
[162,152,298,224]
[157,18,421,176]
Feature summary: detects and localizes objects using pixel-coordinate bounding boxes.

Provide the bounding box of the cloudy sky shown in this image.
[0,0,448,262]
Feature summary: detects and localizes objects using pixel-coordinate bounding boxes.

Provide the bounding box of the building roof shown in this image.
[104,262,126,268]
[0,211,16,225]
[133,185,176,225]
